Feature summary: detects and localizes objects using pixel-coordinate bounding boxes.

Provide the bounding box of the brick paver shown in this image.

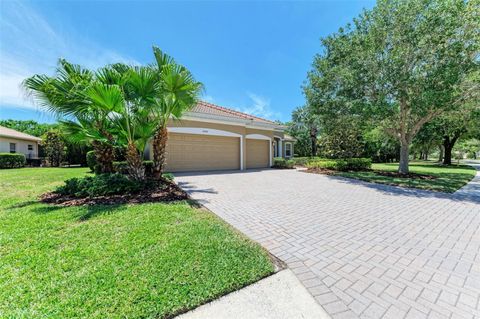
[176,166,480,319]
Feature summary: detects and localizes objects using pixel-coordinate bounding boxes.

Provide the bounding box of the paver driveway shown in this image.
[176,168,480,319]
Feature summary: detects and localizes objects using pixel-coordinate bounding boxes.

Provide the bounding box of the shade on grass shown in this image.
[0,168,273,318]
[338,161,476,193]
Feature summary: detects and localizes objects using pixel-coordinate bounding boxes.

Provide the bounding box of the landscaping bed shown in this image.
[40,179,188,206]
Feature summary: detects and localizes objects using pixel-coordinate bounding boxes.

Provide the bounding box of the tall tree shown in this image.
[150,47,203,179]
[305,0,479,173]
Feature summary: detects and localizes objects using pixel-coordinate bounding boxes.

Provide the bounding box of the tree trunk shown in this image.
[442,136,458,166]
[438,145,444,162]
[126,141,145,181]
[310,127,317,157]
[398,142,410,174]
[152,127,168,180]
[92,141,114,173]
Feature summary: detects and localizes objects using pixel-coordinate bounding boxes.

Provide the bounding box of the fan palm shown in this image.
[150,47,203,179]
[23,59,116,173]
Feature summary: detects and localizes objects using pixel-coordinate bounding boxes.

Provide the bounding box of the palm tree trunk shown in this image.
[152,127,168,180]
[92,141,114,173]
[126,141,145,180]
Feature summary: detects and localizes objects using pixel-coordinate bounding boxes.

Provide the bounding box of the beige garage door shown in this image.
[246,139,270,169]
[165,133,240,172]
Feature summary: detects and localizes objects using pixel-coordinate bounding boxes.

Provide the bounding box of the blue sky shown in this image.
[0,0,374,123]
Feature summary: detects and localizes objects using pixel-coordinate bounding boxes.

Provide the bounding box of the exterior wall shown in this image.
[0,137,39,158]
[147,119,278,170]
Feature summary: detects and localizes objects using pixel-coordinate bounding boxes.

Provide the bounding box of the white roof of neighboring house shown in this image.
[0,126,42,142]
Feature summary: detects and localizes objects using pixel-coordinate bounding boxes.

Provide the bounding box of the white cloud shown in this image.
[235,92,281,121]
[0,1,139,110]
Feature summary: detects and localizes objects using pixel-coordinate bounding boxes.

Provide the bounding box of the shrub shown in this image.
[86,151,96,172]
[307,158,371,171]
[55,173,142,198]
[113,160,154,175]
[273,157,295,169]
[162,172,174,181]
[292,157,324,166]
[0,153,26,169]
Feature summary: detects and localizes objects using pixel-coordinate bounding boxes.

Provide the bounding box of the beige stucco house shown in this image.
[146,101,295,172]
[0,126,42,159]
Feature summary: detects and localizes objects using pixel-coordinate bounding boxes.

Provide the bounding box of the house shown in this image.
[146,101,295,172]
[0,126,42,159]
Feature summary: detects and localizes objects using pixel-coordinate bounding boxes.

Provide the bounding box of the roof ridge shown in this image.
[198,100,276,124]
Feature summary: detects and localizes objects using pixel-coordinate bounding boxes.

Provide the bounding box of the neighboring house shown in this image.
[0,126,42,159]
[146,101,295,172]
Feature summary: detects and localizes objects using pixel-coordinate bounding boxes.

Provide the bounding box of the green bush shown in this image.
[56,173,142,198]
[86,151,96,172]
[113,160,154,175]
[162,172,175,181]
[292,157,324,166]
[273,157,295,169]
[0,153,26,169]
[307,158,371,171]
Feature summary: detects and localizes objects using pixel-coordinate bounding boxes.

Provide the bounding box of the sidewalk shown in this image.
[177,269,331,319]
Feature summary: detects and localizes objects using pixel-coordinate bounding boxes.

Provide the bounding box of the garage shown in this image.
[165,133,241,172]
[246,139,270,169]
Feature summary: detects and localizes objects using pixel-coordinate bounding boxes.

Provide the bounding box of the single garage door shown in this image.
[246,139,270,169]
[165,133,240,172]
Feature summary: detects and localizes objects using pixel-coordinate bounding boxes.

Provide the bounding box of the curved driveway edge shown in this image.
[176,167,480,319]
[177,269,331,319]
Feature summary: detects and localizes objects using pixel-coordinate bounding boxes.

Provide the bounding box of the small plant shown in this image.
[273,157,295,169]
[86,151,96,172]
[162,172,174,181]
[55,173,142,197]
[113,160,154,175]
[0,153,26,169]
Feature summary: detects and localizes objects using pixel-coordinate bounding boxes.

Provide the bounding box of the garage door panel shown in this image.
[166,133,240,172]
[246,139,269,169]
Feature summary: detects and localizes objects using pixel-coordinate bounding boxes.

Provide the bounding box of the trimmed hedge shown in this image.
[292,157,325,166]
[307,158,371,171]
[0,153,26,169]
[273,157,295,169]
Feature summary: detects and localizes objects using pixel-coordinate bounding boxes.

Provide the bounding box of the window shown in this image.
[9,143,16,153]
[28,145,33,151]
[285,143,292,157]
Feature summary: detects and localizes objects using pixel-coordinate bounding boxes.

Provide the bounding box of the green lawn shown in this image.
[0,168,273,319]
[338,161,476,193]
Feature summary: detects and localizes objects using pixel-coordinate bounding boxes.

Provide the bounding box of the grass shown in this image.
[0,168,274,319]
[337,161,476,193]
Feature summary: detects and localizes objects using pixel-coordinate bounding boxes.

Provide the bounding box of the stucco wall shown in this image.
[0,137,39,158]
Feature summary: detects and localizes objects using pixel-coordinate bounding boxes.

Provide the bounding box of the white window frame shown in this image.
[28,144,33,151]
[285,142,292,158]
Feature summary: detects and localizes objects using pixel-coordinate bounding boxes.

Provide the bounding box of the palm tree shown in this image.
[97,65,158,180]
[23,59,116,173]
[150,47,203,179]
[291,105,321,157]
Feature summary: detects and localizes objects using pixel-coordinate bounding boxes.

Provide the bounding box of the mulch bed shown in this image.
[40,181,189,207]
[305,168,436,180]
[372,171,436,180]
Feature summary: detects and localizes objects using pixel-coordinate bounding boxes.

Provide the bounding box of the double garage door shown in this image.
[165,133,269,172]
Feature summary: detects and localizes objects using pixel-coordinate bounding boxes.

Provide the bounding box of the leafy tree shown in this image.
[150,47,203,179]
[305,0,479,173]
[318,116,364,159]
[364,128,399,163]
[288,105,321,157]
[0,120,56,137]
[42,130,65,167]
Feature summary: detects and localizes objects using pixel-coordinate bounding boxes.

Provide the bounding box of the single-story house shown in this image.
[0,126,42,159]
[146,101,295,172]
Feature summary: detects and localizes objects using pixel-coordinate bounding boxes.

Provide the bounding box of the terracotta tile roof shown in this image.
[190,101,277,125]
[0,126,42,142]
